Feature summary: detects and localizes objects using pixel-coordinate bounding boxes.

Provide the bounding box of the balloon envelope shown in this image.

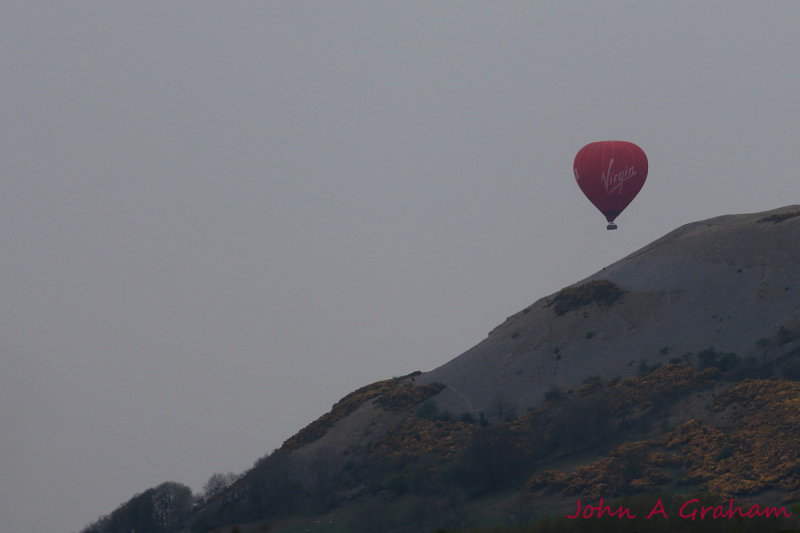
[573,141,648,226]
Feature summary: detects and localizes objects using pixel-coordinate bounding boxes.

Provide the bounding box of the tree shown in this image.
[150,482,194,529]
[81,481,193,533]
[490,392,519,423]
[302,445,341,511]
[249,449,301,517]
[202,471,240,500]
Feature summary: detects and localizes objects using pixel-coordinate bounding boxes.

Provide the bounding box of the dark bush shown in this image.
[459,412,476,424]
[544,387,563,403]
[697,347,740,372]
[416,400,439,420]
[548,280,625,316]
[449,427,527,495]
[757,211,800,224]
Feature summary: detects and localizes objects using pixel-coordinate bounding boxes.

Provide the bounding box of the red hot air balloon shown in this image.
[573,141,648,230]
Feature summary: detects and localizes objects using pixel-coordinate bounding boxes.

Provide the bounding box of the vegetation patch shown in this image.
[757,210,800,224]
[548,280,625,316]
[374,382,445,412]
[82,482,193,533]
[368,417,477,462]
[602,362,715,410]
[282,372,441,450]
[527,378,800,500]
[550,441,679,498]
[696,347,740,372]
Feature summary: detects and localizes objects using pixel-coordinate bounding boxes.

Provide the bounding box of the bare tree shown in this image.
[202,471,240,500]
[491,392,519,423]
[504,492,535,527]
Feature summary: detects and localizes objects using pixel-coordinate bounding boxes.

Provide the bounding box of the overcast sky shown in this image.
[2,3,799,532]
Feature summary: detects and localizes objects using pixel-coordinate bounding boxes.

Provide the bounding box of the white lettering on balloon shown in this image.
[601,158,637,194]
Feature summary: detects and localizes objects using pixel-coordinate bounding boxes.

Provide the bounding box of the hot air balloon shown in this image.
[573,141,648,230]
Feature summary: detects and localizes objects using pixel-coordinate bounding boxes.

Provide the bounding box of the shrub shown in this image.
[757,211,800,224]
[544,387,562,403]
[548,280,625,316]
[715,446,734,461]
[717,351,741,371]
[638,359,662,376]
[459,412,476,424]
[778,325,797,346]
[416,400,439,420]
[696,347,740,372]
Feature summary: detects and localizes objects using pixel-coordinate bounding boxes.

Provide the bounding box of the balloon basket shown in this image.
[606,223,618,230]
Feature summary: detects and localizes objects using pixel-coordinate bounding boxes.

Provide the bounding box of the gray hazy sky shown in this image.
[2,3,799,532]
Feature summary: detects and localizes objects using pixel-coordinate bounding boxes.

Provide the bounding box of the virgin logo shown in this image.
[601,158,637,194]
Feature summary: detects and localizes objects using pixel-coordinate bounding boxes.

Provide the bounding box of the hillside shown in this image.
[418,205,800,418]
[79,205,800,533]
